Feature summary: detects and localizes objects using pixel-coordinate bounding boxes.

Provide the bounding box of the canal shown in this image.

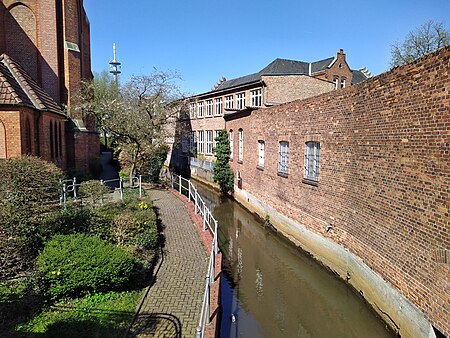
[194,181,395,338]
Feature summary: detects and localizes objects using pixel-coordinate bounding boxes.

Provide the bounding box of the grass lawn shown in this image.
[15,290,144,338]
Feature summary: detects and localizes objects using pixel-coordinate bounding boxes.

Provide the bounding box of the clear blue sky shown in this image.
[84,0,450,95]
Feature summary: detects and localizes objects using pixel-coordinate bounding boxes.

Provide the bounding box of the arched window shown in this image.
[58,122,63,157]
[0,120,7,159]
[238,129,244,162]
[25,118,31,155]
[229,129,233,160]
[54,121,58,160]
[49,121,54,160]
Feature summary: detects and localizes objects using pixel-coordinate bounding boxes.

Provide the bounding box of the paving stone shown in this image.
[127,188,208,338]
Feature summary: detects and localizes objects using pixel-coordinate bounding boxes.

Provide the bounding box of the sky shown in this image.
[83,0,450,95]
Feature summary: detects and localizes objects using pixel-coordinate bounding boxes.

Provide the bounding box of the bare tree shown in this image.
[79,70,186,181]
[390,20,450,67]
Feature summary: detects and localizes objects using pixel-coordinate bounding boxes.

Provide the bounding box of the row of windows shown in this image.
[191,130,221,155]
[230,129,320,182]
[333,77,346,89]
[190,88,262,119]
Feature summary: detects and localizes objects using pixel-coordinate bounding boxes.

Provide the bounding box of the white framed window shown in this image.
[238,129,244,162]
[214,130,220,149]
[206,130,214,154]
[333,77,339,90]
[236,93,246,109]
[206,99,213,117]
[190,102,196,118]
[229,129,234,160]
[198,130,204,154]
[198,101,204,117]
[258,140,265,168]
[304,141,320,181]
[225,95,233,109]
[251,89,262,107]
[341,78,346,89]
[278,141,289,175]
[214,98,223,116]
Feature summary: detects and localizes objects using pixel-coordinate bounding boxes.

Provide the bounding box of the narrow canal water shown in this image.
[194,182,395,338]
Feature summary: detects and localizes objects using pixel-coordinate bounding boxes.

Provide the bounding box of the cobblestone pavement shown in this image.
[127,188,208,338]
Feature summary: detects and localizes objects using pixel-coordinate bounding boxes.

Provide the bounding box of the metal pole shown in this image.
[171,173,174,189]
[63,183,67,209]
[139,175,142,198]
[179,175,182,194]
[206,275,210,323]
[211,249,215,283]
[195,190,198,214]
[73,177,77,201]
[196,326,202,338]
[203,204,206,231]
[120,177,123,201]
[100,179,104,205]
[189,182,192,202]
[214,220,218,255]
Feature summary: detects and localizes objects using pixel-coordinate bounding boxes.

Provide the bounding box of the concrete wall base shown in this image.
[233,186,437,338]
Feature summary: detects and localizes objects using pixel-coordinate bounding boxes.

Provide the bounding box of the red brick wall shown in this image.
[228,46,450,336]
[0,110,21,157]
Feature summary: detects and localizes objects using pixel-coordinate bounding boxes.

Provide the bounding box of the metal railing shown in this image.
[59,175,143,208]
[166,173,218,338]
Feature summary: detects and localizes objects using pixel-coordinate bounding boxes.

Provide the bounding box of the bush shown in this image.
[135,227,158,250]
[37,234,135,300]
[78,180,111,205]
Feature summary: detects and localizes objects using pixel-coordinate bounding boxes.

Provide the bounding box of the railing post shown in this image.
[119,177,123,201]
[73,177,77,201]
[139,175,142,198]
[214,220,218,255]
[195,190,198,214]
[206,275,211,323]
[203,204,206,231]
[188,182,192,202]
[171,173,174,189]
[63,183,67,209]
[196,326,202,338]
[179,175,182,194]
[211,250,215,283]
[100,179,104,205]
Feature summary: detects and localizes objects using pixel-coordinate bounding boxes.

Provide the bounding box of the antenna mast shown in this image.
[109,43,121,84]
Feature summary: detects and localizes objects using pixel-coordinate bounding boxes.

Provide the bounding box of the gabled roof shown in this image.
[351,69,370,85]
[311,57,335,74]
[0,54,62,114]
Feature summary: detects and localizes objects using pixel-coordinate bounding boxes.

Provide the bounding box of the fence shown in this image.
[60,176,143,208]
[166,173,219,338]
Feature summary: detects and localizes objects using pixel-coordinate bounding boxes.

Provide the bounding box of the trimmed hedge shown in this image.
[37,234,135,300]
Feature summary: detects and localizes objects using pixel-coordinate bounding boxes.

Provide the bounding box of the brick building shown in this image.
[179,49,370,181]
[0,0,99,172]
[225,47,450,337]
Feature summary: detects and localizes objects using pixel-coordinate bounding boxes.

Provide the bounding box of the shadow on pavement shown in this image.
[126,313,182,338]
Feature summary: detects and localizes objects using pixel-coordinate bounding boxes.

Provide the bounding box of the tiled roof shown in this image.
[311,57,335,74]
[0,54,62,114]
[351,69,370,85]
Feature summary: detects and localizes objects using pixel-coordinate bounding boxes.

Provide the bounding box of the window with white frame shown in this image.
[238,129,244,162]
[251,89,262,107]
[333,77,339,90]
[236,93,246,109]
[225,95,233,109]
[214,98,223,116]
[229,129,234,160]
[258,140,265,168]
[278,141,289,175]
[198,130,204,154]
[198,101,204,117]
[206,130,214,154]
[340,78,346,89]
[304,141,320,181]
[190,103,196,118]
[214,130,220,149]
[206,99,213,117]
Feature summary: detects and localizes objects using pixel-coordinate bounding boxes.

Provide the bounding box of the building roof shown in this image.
[210,54,367,94]
[351,69,370,85]
[0,54,62,114]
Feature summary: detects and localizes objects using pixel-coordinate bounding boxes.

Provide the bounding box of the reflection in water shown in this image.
[193,182,394,338]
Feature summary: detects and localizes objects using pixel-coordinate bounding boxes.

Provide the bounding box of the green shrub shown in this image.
[135,227,158,250]
[78,180,111,205]
[37,234,135,300]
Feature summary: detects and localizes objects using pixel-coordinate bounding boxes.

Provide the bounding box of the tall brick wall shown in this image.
[227,46,450,336]
[0,110,20,157]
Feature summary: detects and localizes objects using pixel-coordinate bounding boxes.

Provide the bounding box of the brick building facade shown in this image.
[0,0,99,172]
[179,49,369,181]
[225,47,450,337]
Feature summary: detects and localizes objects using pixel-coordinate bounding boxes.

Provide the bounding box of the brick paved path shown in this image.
[127,188,208,338]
